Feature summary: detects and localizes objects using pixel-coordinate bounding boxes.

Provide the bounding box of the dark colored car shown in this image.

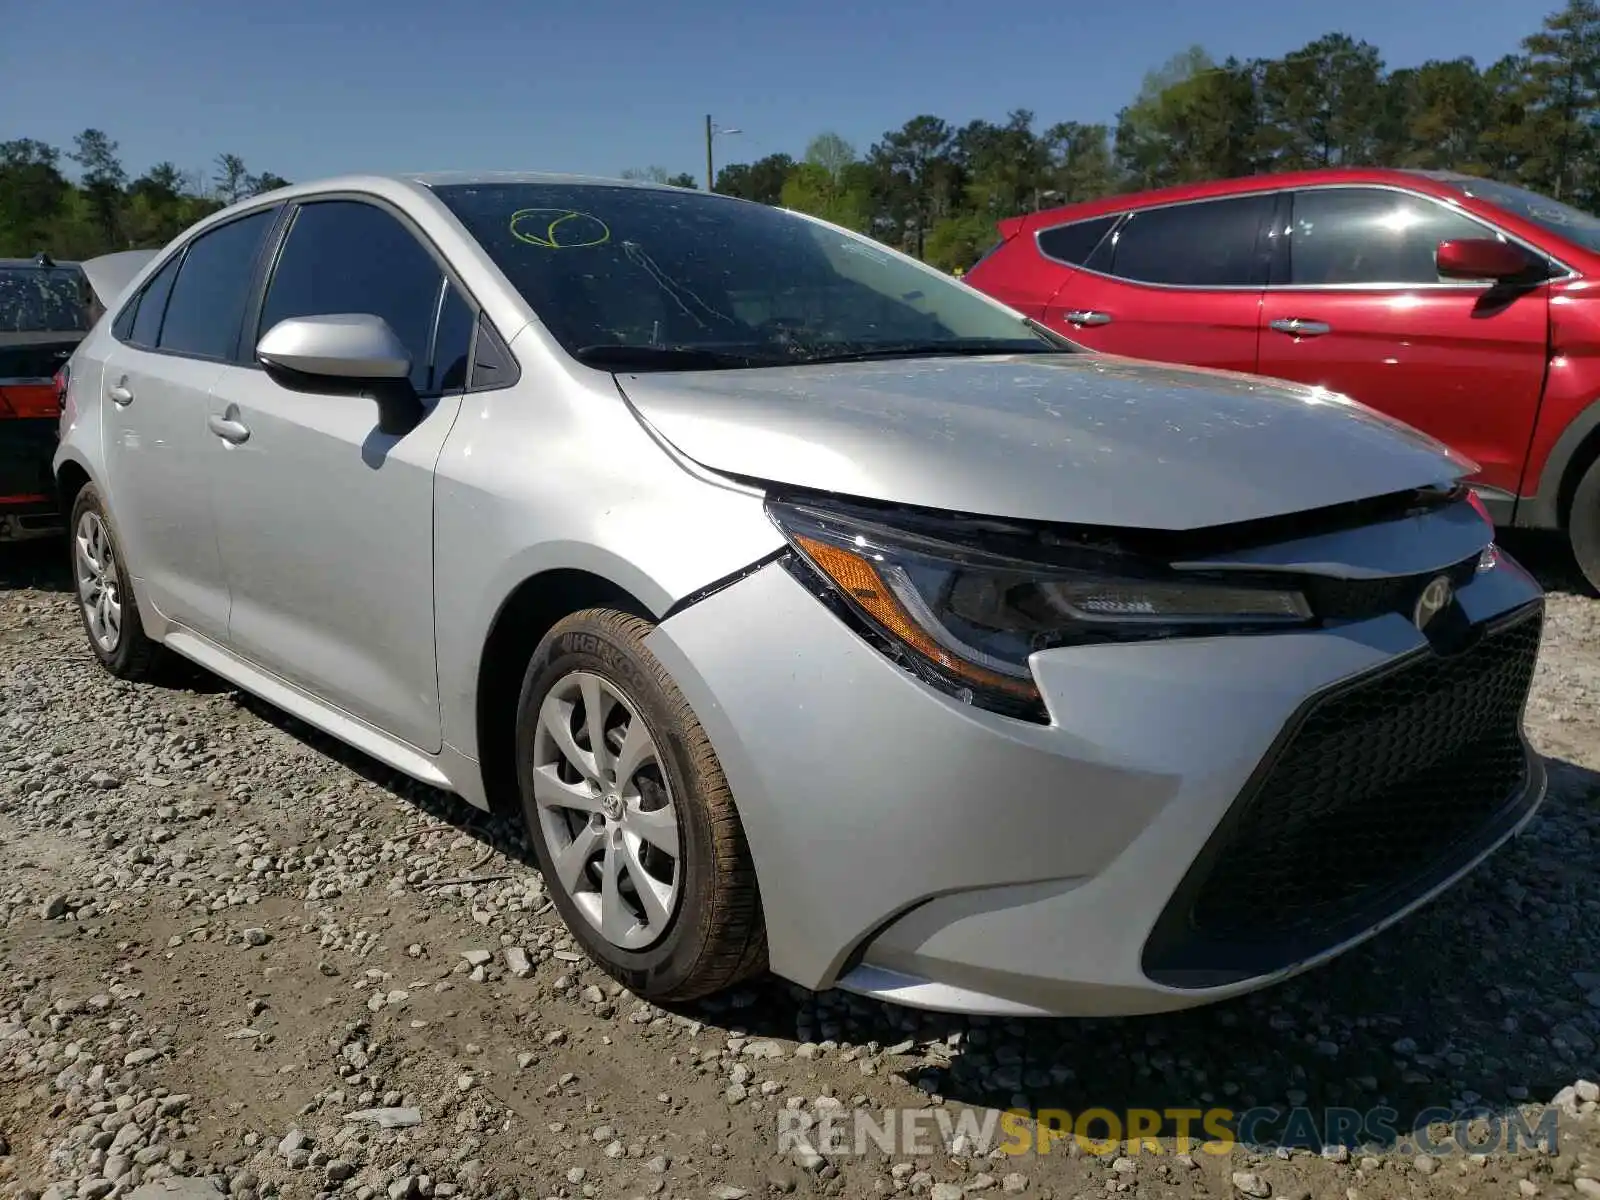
[965,167,1600,590]
[0,254,93,543]
[1,251,154,544]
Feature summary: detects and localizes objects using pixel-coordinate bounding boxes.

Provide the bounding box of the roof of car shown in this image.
[405,170,689,190]
[0,257,81,269]
[1024,166,1473,227]
[244,171,697,199]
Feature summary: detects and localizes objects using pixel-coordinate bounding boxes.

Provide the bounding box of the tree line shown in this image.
[704,0,1600,269]
[0,131,289,260]
[5,0,1594,270]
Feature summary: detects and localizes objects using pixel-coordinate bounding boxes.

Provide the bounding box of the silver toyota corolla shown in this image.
[54,172,1546,1018]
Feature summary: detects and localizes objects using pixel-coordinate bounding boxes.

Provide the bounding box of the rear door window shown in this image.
[1036,215,1119,268]
[1105,195,1275,287]
[158,209,278,360]
[127,254,182,349]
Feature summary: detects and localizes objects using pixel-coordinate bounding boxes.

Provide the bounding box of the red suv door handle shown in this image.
[1269,317,1332,337]
[1064,310,1113,328]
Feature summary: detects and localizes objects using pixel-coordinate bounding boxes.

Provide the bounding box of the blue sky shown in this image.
[2,0,1541,188]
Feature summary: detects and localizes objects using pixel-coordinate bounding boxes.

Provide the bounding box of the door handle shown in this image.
[207,411,250,445]
[1269,317,1332,337]
[108,384,133,406]
[1063,310,1113,327]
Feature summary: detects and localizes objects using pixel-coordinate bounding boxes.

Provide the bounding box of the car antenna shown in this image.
[34,251,55,268]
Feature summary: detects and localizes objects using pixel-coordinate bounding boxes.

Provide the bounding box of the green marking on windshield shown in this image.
[509,209,612,249]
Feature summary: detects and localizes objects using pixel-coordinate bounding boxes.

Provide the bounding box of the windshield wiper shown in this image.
[793,339,1060,365]
[573,345,768,371]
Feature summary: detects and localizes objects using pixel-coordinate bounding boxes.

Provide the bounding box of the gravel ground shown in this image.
[0,534,1597,1200]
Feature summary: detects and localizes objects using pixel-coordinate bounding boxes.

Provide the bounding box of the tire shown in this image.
[514,608,767,1003]
[68,484,164,681]
[1571,456,1600,595]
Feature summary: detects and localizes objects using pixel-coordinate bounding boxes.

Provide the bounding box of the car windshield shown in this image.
[1437,175,1600,254]
[431,182,1059,368]
[0,265,92,335]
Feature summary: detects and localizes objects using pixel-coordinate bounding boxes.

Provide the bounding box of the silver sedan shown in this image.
[54,173,1546,1017]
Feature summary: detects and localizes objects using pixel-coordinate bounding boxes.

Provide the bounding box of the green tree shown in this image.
[869,115,956,257]
[620,165,672,184]
[804,132,856,182]
[1042,122,1117,204]
[0,139,70,254]
[69,129,126,246]
[779,161,873,231]
[247,171,292,196]
[714,154,795,203]
[1517,0,1600,201]
[214,153,252,204]
[1257,34,1386,168]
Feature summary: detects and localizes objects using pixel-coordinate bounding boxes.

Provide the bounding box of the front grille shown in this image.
[1144,603,1542,987]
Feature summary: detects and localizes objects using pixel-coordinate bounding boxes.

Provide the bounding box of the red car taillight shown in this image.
[0,383,62,419]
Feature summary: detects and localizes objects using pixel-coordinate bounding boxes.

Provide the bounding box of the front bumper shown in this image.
[644,521,1546,1018]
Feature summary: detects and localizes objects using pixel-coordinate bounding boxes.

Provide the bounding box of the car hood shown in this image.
[614,353,1473,531]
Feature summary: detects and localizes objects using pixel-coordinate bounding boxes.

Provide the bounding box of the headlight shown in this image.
[769,499,1312,721]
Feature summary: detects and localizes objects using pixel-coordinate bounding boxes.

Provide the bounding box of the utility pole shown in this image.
[704,116,741,193]
[705,114,715,193]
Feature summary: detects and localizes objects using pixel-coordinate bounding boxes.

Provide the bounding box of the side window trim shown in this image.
[235,202,300,368]
[1272,185,1560,292]
[1263,192,1292,288]
[423,275,450,396]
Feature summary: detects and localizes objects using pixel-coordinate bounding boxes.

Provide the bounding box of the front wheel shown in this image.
[513,609,767,1002]
[1569,456,1600,595]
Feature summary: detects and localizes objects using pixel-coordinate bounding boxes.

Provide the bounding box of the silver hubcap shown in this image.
[531,671,682,950]
[74,512,122,654]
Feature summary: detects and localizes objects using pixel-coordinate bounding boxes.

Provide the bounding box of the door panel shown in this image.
[206,368,461,751]
[1038,193,1275,375]
[205,197,477,753]
[100,346,231,639]
[1257,188,1551,495]
[1042,272,1264,374]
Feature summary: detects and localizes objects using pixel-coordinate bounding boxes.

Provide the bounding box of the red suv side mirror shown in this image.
[1436,237,1538,282]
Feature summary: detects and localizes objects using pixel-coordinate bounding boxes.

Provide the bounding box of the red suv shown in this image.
[965,168,1600,589]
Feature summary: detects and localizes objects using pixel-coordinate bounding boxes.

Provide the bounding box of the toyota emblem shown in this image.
[1413,574,1453,630]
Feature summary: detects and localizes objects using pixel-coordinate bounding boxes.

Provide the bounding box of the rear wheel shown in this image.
[513,609,766,1003]
[69,485,164,680]
[1570,456,1600,595]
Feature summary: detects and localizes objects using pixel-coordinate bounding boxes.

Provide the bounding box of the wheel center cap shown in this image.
[601,791,623,821]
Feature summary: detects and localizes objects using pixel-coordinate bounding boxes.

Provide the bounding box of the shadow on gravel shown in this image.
[0,536,71,594]
[229,691,540,872]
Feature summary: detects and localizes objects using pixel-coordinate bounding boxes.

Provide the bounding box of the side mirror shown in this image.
[1435,238,1539,283]
[257,313,411,380]
[257,314,422,436]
